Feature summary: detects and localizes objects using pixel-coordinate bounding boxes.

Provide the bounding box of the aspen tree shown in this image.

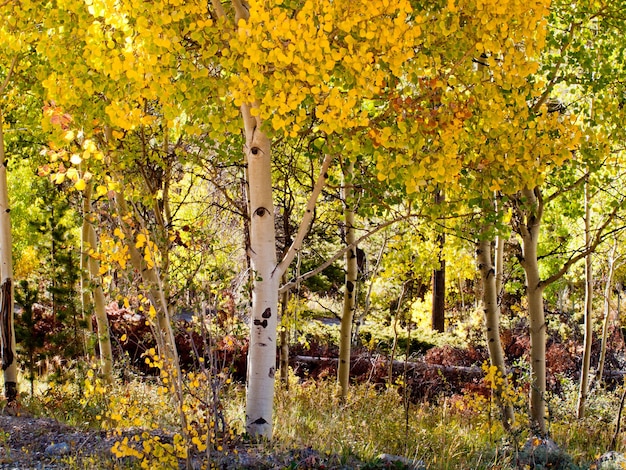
[338,158,358,401]
[0,108,17,403]
[81,182,113,381]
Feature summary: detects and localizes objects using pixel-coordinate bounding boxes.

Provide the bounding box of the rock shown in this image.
[596,451,626,469]
[377,453,426,469]
[44,442,70,456]
[518,436,575,470]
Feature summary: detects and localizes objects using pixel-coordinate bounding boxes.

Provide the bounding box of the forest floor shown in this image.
[0,412,410,469]
[0,412,115,469]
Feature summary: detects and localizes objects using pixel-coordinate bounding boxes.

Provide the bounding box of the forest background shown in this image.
[1,0,626,468]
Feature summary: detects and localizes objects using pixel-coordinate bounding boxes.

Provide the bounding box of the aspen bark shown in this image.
[477,236,514,430]
[80,182,96,356]
[241,104,279,438]
[494,234,505,298]
[0,111,17,403]
[85,220,114,382]
[279,272,289,386]
[515,187,546,435]
[598,238,618,384]
[338,160,357,400]
[577,180,593,418]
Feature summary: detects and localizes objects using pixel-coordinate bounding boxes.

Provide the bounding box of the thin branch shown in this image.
[541,199,623,287]
[544,172,588,205]
[275,153,333,277]
[0,55,19,97]
[278,213,417,295]
[531,22,577,114]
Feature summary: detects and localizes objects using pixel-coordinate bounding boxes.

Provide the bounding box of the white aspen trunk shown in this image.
[85,221,114,382]
[495,235,505,299]
[577,180,593,418]
[598,238,618,384]
[241,105,279,438]
[338,160,357,400]
[80,182,96,356]
[524,241,546,435]
[477,236,514,430]
[0,111,17,403]
[279,272,289,386]
[516,188,546,435]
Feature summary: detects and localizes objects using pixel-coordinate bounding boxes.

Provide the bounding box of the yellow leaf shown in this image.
[135,233,146,248]
[75,178,86,191]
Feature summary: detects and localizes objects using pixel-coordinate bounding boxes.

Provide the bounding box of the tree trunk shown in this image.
[494,232,505,298]
[0,111,17,403]
[338,159,358,400]
[431,189,445,332]
[353,235,387,343]
[279,272,289,387]
[598,237,618,385]
[113,186,189,445]
[477,236,514,430]
[515,187,546,435]
[577,180,593,418]
[241,105,279,438]
[80,182,96,356]
[85,219,114,382]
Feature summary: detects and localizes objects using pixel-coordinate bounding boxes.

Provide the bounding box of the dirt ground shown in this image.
[0,412,394,469]
[0,413,115,468]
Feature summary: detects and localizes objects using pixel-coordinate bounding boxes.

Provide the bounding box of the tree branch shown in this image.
[232,0,250,22]
[0,55,19,97]
[210,0,226,19]
[541,199,623,287]
[275,153,333,277]
[278,213,417,295]
[531,22,577,114]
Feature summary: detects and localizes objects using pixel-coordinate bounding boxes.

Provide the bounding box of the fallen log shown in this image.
[292,355,626,384]
[291,355,484,378]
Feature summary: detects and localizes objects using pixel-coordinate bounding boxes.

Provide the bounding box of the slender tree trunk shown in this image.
[598,238,618,385]
[338,160,358,400]
[279,272,289,387]
[0,111,17,403]
[431,189,445,332]
[495,234,505,298]
[353,235,387,342]
[85,221,114,382]
[577,180,593,418]
[113,187,190,448]
[515,187,547,435]
[477,236,514,430]
[80,183,95,356]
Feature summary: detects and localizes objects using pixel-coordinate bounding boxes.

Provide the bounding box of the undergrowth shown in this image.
[13,363,626,469]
